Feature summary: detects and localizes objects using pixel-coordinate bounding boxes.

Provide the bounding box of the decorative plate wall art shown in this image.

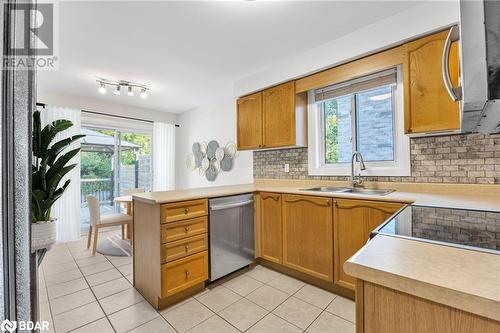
[186,141,237,181]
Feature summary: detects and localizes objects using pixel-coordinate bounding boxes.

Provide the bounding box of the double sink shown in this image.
[301,186,395,196]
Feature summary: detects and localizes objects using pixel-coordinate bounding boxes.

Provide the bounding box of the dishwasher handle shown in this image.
[210,199,254,211]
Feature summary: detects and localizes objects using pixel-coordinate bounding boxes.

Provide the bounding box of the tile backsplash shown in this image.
[253,133,500,184]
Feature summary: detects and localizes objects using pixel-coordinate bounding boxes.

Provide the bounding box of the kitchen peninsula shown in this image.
[132,178,500,333]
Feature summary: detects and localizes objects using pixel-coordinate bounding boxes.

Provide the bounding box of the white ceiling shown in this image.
[38,1,424,114]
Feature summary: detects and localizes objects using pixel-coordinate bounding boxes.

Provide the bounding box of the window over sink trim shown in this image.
[307,66,410,177]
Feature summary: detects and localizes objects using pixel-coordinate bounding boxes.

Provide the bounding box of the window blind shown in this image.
[314,68,397,102]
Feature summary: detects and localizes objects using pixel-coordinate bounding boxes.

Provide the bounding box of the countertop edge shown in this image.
[132,185,257,204]
[130,182,500,213]
[132,186,416,205]
[132,196,157,204]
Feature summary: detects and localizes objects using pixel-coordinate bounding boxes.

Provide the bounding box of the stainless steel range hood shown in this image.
[445,0,500,133]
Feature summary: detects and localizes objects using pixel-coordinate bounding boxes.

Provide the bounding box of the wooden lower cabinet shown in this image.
[134,199,209,310]
[334,199,403,290]
[161,251,208,298]
[357,281,500,333]
[260,192,283,264]
[135,192,406,310]
[282,194,333,282]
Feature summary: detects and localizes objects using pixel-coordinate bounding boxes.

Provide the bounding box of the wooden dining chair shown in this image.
[121,188,144,239]
[87,195,133,255]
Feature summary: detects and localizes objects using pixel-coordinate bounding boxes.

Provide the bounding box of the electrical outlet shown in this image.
[284,164,290,173]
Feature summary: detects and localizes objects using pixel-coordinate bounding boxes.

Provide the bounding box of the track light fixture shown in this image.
[96,78,149,99]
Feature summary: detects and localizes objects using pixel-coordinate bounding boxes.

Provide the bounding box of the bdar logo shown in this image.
[0,319,17,333]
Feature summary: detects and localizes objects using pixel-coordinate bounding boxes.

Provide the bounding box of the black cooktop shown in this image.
[373,205,500,254]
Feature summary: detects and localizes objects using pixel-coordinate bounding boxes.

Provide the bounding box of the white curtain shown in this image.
[153,122,175,191]
[42,106,82,242]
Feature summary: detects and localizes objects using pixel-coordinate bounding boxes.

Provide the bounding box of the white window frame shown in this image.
[307,66,410,177]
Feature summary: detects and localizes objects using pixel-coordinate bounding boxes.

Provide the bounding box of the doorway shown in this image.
[80,126,152,229]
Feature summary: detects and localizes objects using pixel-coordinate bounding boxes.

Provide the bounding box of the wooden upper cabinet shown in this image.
[259,192,283,264]
[333,199,403,290]
[282,194,333,282]
[237,92,263,150]
[404,29,460,135]
[237,81,307,151]
[263,82,296,148]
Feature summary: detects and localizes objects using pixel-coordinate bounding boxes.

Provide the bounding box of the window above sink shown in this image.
[308,66,410,177]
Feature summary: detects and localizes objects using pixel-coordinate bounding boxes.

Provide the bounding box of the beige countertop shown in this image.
[344,235,500,321]
[133,184,257,204]
[134,179,500,212]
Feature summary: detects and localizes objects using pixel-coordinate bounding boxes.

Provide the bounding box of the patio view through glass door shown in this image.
[80,126,152,229]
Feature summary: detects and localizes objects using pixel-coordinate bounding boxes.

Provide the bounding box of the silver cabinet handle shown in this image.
[210,200,254,211]
[442,25,462,101]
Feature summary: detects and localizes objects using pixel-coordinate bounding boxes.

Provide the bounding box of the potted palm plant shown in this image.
[31,110,84,251]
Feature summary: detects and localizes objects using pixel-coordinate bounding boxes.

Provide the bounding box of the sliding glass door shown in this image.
[80,126,152,229]
[119,131,153,195]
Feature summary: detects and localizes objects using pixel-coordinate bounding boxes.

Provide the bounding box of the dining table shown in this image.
[114,195,133,240]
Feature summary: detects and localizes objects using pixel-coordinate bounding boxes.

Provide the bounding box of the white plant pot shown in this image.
[31,219,57,251]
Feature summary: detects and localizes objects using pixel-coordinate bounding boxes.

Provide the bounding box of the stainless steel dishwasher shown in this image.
[209,193,254,281]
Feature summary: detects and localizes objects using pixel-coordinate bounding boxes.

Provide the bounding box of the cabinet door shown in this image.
[260,192,282,264]
[363,282,500,333]
[263,81,296,148]
[334,199,403,290]
[404,29,460,134]
[237,92,262,150]
[282,194,333,282]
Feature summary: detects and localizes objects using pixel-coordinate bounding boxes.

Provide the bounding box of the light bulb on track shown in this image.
[98,82,106,94]
[127,86,134,96]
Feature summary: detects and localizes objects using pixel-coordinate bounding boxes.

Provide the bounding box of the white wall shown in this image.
[38,91,178,124]
[175,1,460,190]
[234,1,459,96]
[176,98,253,189]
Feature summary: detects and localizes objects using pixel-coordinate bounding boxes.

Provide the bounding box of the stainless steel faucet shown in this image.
[351,151,366,187]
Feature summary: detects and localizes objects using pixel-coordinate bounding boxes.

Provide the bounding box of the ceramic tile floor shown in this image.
[39,230,355,333]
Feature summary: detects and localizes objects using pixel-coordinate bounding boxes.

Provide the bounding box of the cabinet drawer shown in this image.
[161,199,208,223]
[161,251,208,298]
[161,216,207,243]
[161,234,208,263]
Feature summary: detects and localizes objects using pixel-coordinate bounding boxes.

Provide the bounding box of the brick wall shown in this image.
[253,133,500,184]
[336,96,352,163]
[411,206,500,251]
[356,86,394,161]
